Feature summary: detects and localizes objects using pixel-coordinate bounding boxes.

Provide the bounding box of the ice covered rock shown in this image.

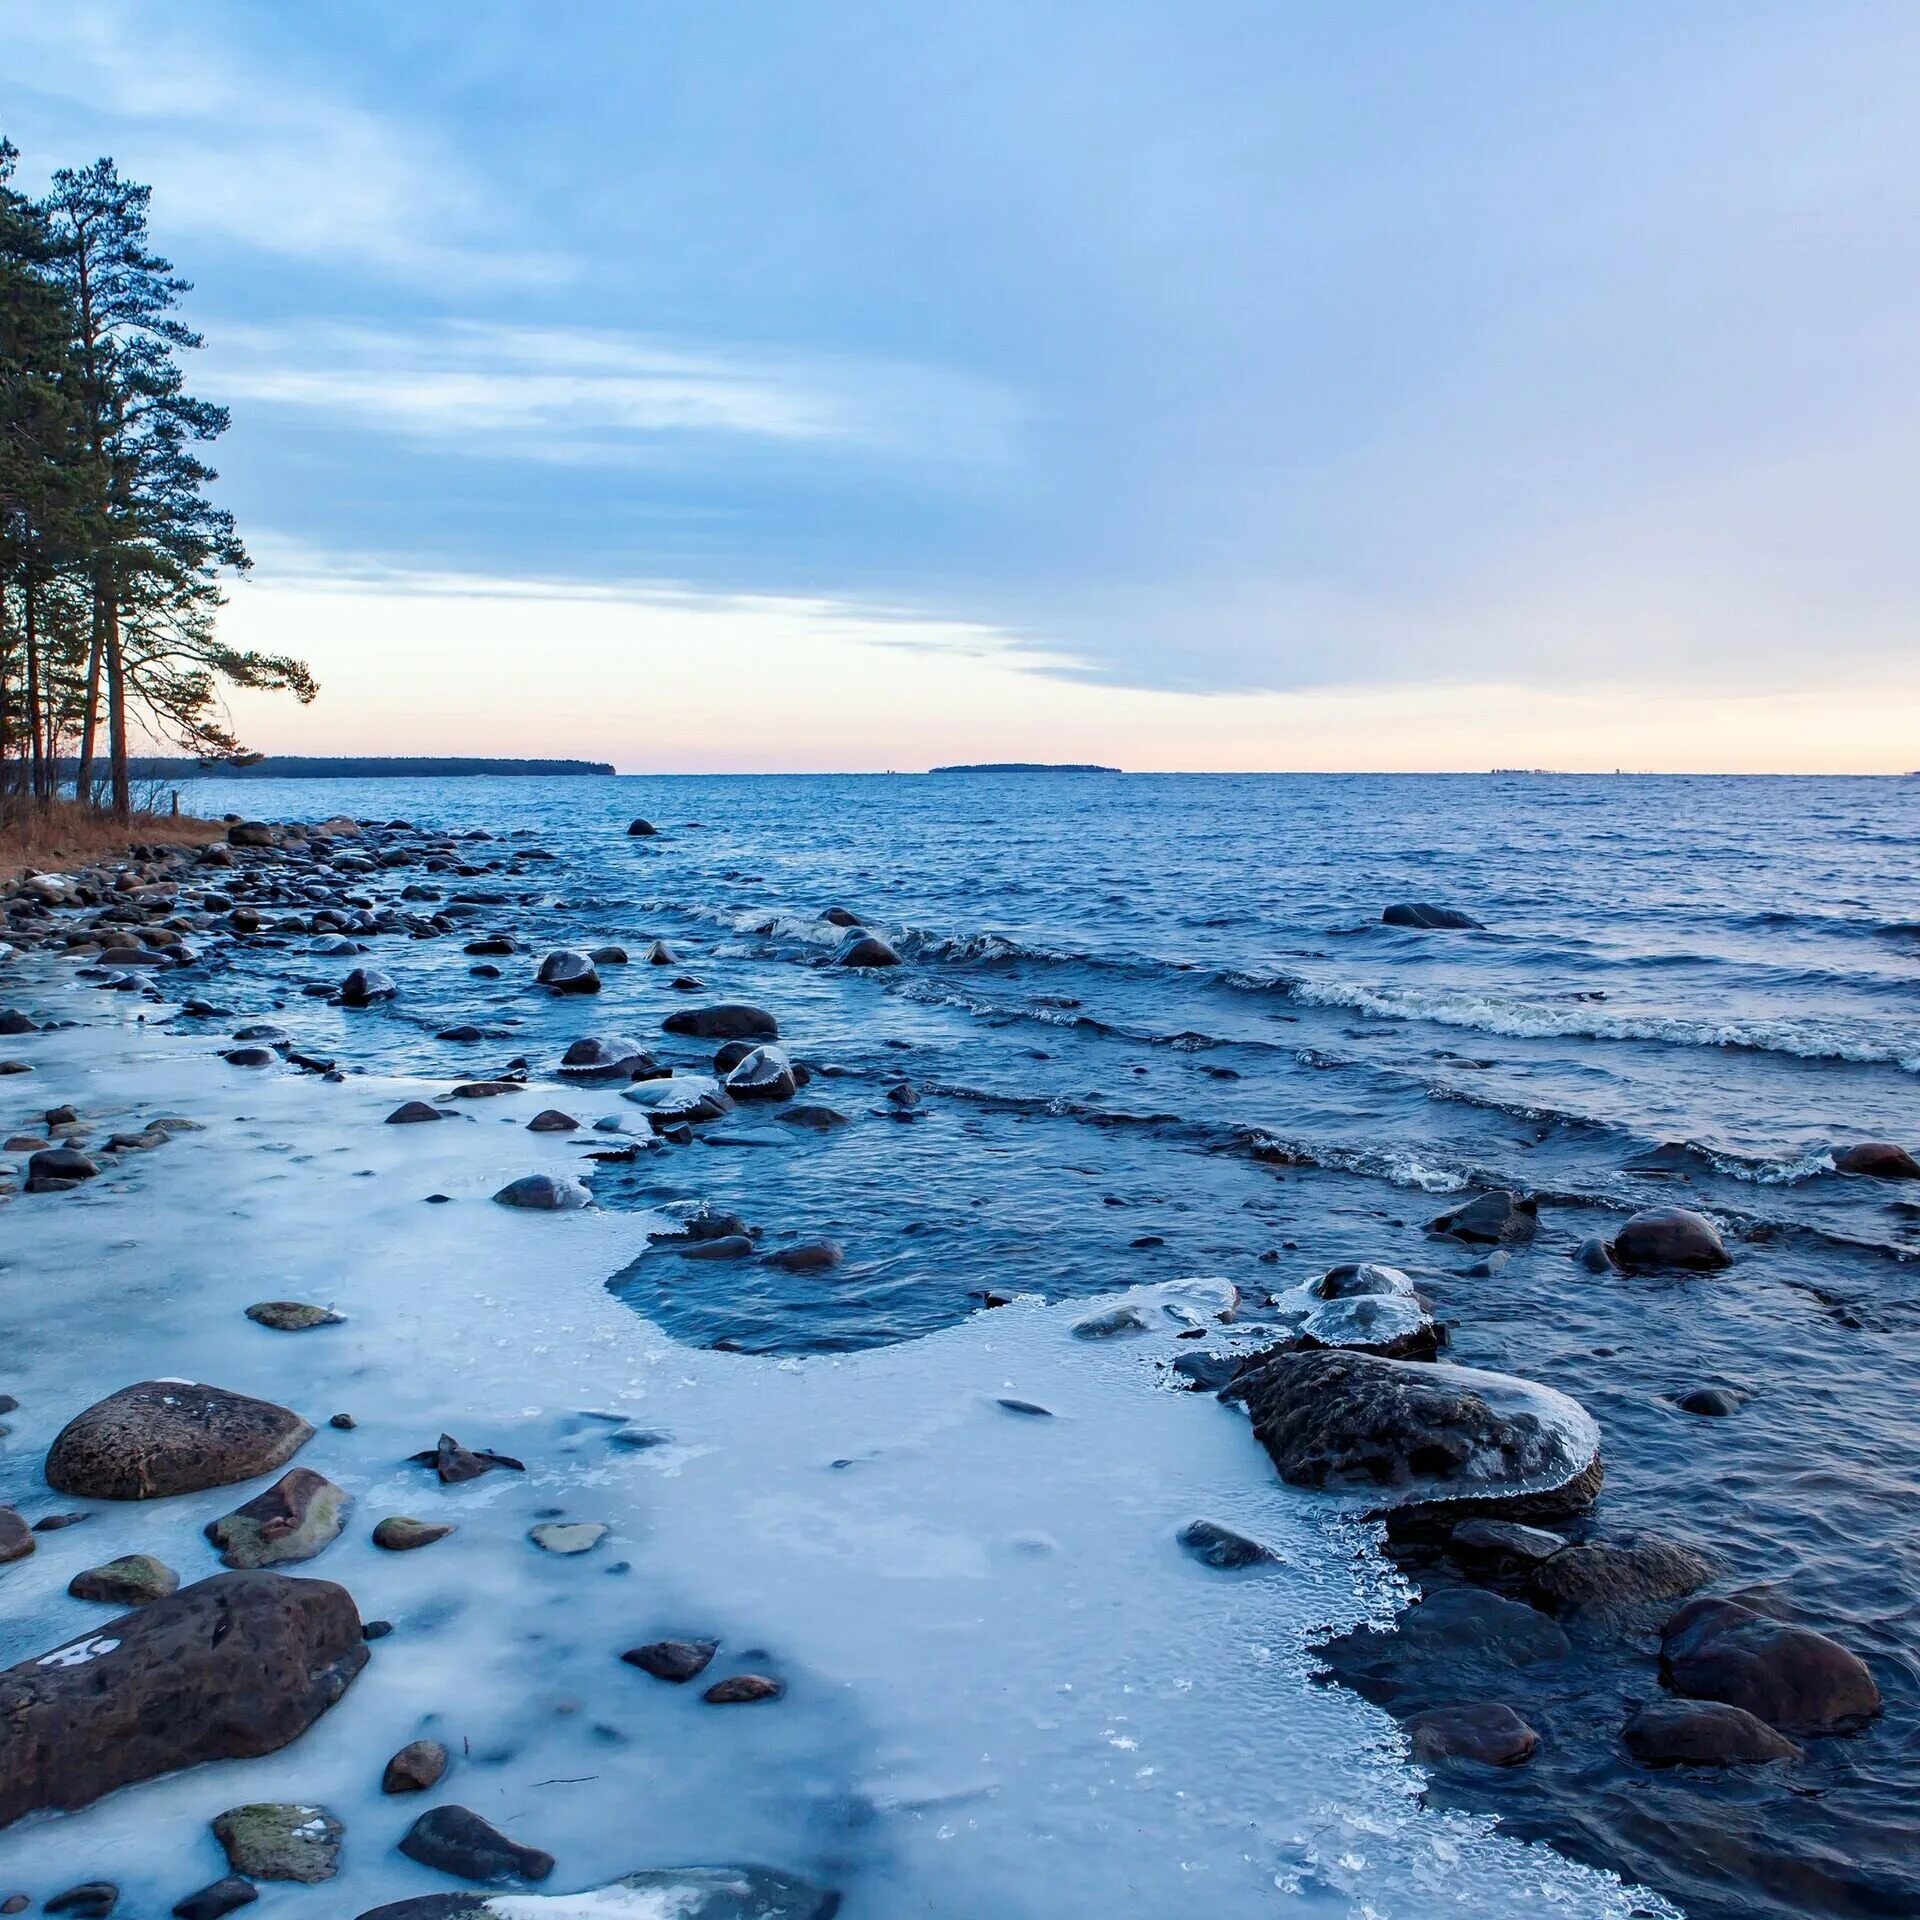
[724,1044,797,1102]
[46,1381,313,1500]
[339,967,397,1006]
[1223,1349,1601,1516]
[622,1075,731,1124]
[0,1572,367,1827]
[355,1868,839,1920]
[557,1034,657,1082]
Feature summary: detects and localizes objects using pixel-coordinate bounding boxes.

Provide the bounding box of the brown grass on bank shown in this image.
[1,796,224,885]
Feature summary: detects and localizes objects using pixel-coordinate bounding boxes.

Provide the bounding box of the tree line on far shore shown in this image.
[1,138,315,821]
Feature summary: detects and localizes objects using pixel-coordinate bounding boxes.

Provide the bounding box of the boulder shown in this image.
[227,822,276,848]
[0,1572,367,1827]
[373,1516,455,1552]
[1609,1206,1730,1271]
[46,1381,313,1500]
[26,1148,99,1193]
[1660,1596,1881,1734]
[0,1509,33,1564]
[1527,1534,1713,1617]
[1623,1698,1802,1766]
[354,1869,839,1920]
[662,1004,778,1040]
[67,1555,178,1606]
[339,967,397,1006]
[1382,902,1484,930]
[493,1174,592,1211]
[622,1639,718,1683]
[1834,1141,1920,1180]
[1406,1701,1540,1766]
[589,945,629,966]
[211,1802,344,1883]
[765,1239,844,1273]
[537,950,600,995]
[626,819,658,836]
[836,932,900,968]
[386,1101,445,1125]
[398,1806,554,1885]
[527,1109,580,1133]
[1427,1190,1537,1245]
[724,1045,797,1102]
[1223,1349,1600,1517]
[206,1468,349,1569]
[383,1738,449,1793]
[557,1035,656,1082]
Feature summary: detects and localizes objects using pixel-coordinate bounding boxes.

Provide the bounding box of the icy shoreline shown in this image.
[0,952,1664,1917]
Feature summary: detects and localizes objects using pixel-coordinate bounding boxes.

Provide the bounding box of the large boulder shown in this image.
[339,967,397,1007]
[1406,1701,1540,1767]
[1609,1206,1730,1271]
[0,1572,368,1827]
[556,1035,655,1082]
[1382,902,1484,930]
[205,1469,350,1569]
[537,951,600,995]
[46,1381,313,1500]
[1834,1141,1920,1180]
[355,1869,840,1920]
[1623,1699,1801,1767]
[1660,1596,1880,1734]
[662,1004,778,1040]
[1223,1349,1601,1518]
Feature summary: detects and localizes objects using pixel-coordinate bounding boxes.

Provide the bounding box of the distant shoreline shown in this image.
[926,761,1123,774]
[136,756,617,779]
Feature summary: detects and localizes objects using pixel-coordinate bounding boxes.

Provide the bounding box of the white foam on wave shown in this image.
[0,972,1668,1919]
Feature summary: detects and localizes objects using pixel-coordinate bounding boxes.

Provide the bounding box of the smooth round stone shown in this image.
[529,1521,609,1555]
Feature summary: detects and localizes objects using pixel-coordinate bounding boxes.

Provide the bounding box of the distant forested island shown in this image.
[132,756,617,779]
[928,762,1123,774]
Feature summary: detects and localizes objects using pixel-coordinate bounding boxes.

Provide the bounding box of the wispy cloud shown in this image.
[0,1,559,284]
[204,321,1023,465]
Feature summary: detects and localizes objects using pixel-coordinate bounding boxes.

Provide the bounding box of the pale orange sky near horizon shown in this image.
[211,574,1920,777]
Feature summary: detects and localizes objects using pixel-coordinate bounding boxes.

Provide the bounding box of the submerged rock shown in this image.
[662,1004,778,1040]
[1177,1519,1274,1569]
[211,1802,344,1883]
[1223,1349,1601,1517]
[398,1806,554,1886]
[626,818,658,835]
[206,1468,349,1569]
[1406,1701,1540,1766]
[1527,1534,1713,1617]
[46,1381,313,1500]
[1609,1206,1731,1271]
[170,1878,257,1920]
[1660,1596,1880,1734]
[0,1572,367,1827]
[1623,1698,1802,1766]
[1572,1236,1620,1274]
[493,1173,591,1211]
[1382,902,1485,930]
[765,1239,844,1273]
[354,1868,839,1920]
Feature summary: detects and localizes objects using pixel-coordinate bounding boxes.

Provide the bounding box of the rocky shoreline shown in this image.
[0,814,1909,1917]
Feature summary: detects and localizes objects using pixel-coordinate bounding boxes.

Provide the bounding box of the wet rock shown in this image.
[386,1100,445,1124]
[246,1301,344,1332]
[227,821,276,847]
[464,936,518,956]
[1572,1235,1619,1274]
[537,949,600,995]
[1609,1206,1731,1271]
[67,1554,178,1605]
[26,1147,100,1193]
[781,1105,848,1132]
[0,1571,367,1827]
[1445,1518,1568,1576]
[589,945,629,966]
[212,1802,344,1883]
[451,1080,522,1099]
[765,1238,843,1273]
[1382,902,1485,930]
[409,1434,525,1484]
[1623,1698,1802,1766]
[0,1010,38,1036]
[1427,1189,1537,1245]
[623,1075,732,1126]
[0,1509,32,1564]
[171,1878,258,1920]
[1834,1140,1920,1180]
[1311,1262,1411,1300]
[885,1081,919,1110]
[354,1868,839,1920]
[1072,1304,1149,1339]
[339,967,397,1006]
[398,1805,555,1886]
[221,1047,276,1069]
[206,1468,350,1569]
[1398,1587,1572,1666]
[1222,1349,1601,1517]
[836,932,900,967]
[529,1521,608,1555]
[641,940,676,965]
[1528,1534,1714,1617]
[622,1639,718,1683]
[527,1109,580,1133]
[47,1381,313,1500]
[1177,1519,1274,1569]
[678,1234,754,1261]
[1406,1701,1539,1766]
[45,1886,117,1918]
[626,818,658,836]
[662,1004,778,1040]
[493,1173,591,1210]
[382,1738,450,1793]
[704,1673,784,1704]
[1660,1596,1881,1734]
[557,1034,657,1082]
[723,1044,797,1102]
[1675,1384,1742,1416]
[373,1516,455,1551]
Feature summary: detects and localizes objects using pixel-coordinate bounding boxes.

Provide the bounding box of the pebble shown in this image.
[529,1521,609,1555]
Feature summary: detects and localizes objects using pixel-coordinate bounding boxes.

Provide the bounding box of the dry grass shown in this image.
[1,796,224,884]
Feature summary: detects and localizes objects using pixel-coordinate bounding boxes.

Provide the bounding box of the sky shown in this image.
[4,0,1919,772]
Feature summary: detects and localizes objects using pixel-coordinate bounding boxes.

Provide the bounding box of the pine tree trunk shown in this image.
[104,593,130,821]
[75,591,105,806]
[23,568,47,806]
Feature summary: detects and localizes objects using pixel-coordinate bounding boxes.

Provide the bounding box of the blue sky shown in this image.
[5,2,1919,768]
